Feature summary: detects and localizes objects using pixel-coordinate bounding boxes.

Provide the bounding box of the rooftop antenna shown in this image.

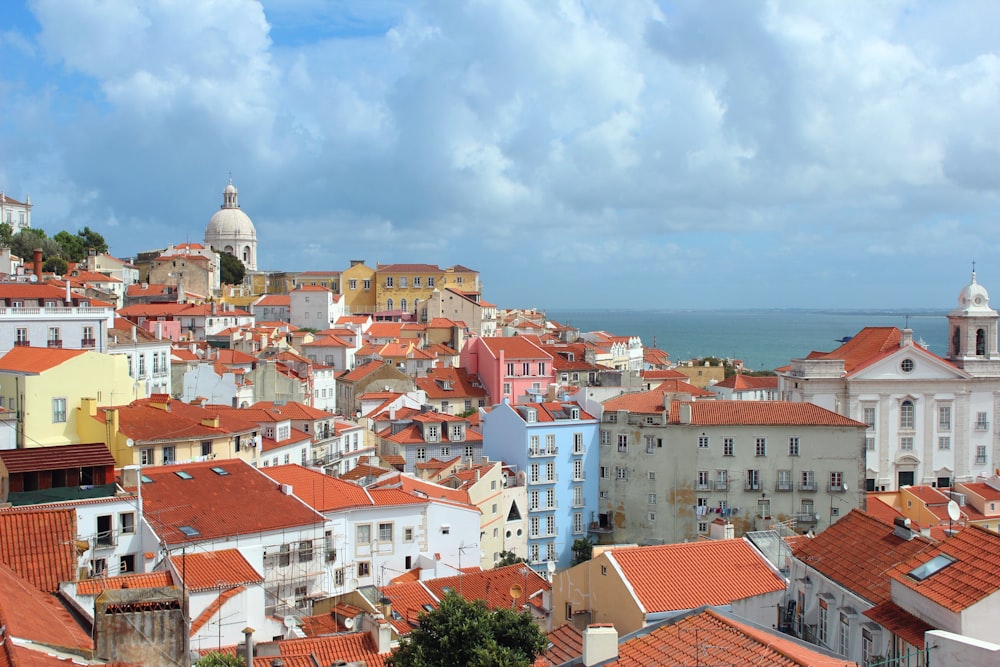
[904,314,911,329]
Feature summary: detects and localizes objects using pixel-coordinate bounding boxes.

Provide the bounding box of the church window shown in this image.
[900,358,914,373]
[400,298,407,311]
[900,400,914,429]
[386,299,393,311]
[977,329,986,355]
[953,326,961,355]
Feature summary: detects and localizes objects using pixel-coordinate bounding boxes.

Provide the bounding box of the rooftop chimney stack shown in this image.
[582,624,618,666]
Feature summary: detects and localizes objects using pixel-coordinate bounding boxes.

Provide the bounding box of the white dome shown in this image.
[207,207,256,238]
[204,178,258,270]
[955,271,996,315]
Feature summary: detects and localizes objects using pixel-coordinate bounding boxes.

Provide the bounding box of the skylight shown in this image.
[178,525,200,537]
[140,475,153,484]
[175,471,193,480]
[907,553,957,582]
[210,467,229,476]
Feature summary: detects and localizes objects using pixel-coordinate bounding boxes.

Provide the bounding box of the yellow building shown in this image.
[0,347,141,448]
[376,263,481,316]
[76,394,261,468]
[341,260,377,315]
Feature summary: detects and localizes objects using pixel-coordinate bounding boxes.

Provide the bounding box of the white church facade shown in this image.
[779,271,1000,491]
[204,178,258,271]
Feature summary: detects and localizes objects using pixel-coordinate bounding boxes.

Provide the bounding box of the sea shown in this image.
[544,309,950,372]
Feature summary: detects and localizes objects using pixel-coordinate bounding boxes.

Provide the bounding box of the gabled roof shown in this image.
[380,580,440,634]
[76,570,174,596]
[863,601,934,649]
[139,460,325,545]
[95,397,260,442]
[262,464,375,511]
[793,509,935,605]
[478,336,552,360]
[608,539,785,612]
[368,473,470,505]
[805,326,907,374]
[541,623,583,666]
[250,400,332,420]
[887,523,1000,612]
[713,373,779,390]
[339,359,390,382]
[0,346,88,373]
[653,379,715,396]
[0,507,77,593]
[171,548,263,591]
[607,607,853,667]
[421,564,550,612]
[0,561,94,655]
[667,400,867,427]
[0,442,115,473]
[244,632,389,667]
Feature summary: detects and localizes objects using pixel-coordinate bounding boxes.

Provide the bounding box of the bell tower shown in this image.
[947,266,1000,376]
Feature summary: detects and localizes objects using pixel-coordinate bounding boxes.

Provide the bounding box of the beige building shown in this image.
[340,260,377,315]
[420,288,497,337]
[595,392,867,544]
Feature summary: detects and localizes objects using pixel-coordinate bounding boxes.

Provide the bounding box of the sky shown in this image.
[2,1,1000,311]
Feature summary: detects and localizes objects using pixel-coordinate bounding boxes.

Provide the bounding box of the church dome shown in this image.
[956,271,995,314]
[204,178,258,270]
[206,207,257,238]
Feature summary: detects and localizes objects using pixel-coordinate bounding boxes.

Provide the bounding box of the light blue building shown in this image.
[481,400,600,572]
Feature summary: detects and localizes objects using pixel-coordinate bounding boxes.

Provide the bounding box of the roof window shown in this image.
[907,553,957,582]
[175,471,193,480]
[210,466,229,476]
[178,525,200,537]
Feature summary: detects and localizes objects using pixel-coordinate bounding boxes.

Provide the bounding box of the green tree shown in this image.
[219,251,246,285]
[571,538,594,565]
[386,592,547,667]
[10,228,61,264]
[53,230,85,262]
[43,256,67,275]
[495,550,528,568]
[77,226,109,255]
[194,652,244,667]
[0,222,13,247]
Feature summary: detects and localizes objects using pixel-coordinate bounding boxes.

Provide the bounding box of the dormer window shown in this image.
[526,409,537,423]
[425,425,439,442]
[570,408,580,420]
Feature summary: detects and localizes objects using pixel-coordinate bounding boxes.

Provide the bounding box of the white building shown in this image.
[0,192,31,232]
[290,285,347,331]
[107,320,172,397]
[204,179,258,271]
[0,282,115,355]
[779,272,1000,491]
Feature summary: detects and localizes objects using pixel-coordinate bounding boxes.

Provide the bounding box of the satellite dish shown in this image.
[126,438,135,448]
[509,584,523,600]
[343,617,355,629]
[947,500,961,522]
[283,616,297,629]
[348,578,358,589]
[546,561,556,574]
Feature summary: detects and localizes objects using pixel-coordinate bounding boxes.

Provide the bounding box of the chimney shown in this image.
[32,248,42,278]
[380,596,392,620]
[901,328,913,347]
[362,615,392,654]
[892,516,914,541]
[242,627,255,666]
[679,403,692,425]
[582,624,618,666]
[280,484,293,495]
[81,397,98,417]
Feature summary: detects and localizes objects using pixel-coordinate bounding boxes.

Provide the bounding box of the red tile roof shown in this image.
[380,580,439,633]
[609,539,785,612]
[139,460,325,545]
[540,623,583,666]
[76,571,174,595]
[863,601,933,649]
[653,379,715,396]
[0,560,94,654]
[0,346,88,373]
[607,608,854,667]
[262,464,374,511]
[0,507,77,593]
[713,373,779,390]
[603,390,669,414]
[171,548,263,591]
[478,336,552,360]
[887,523,1000,612]
[190,584,246,636]
[807,327,902,373]
[793,509,935,605]
[0,442,115,473]
[421,564,550,612]
[257,632,388,667]
[668,400,867,427]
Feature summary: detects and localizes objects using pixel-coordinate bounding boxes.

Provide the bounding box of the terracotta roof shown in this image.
[190,584,246,636]
[340,463,391,482]
[380,580,439,633]
[421,564,550,612]
[607,607,853,667]
[0,346,88,373]
[369,473,470,504]
[713,373,779,390]
[793,509,935,604]
[171,548,263,591]
[139,459,325,545]
[653,379,715,396]
[668,400,867,427]
[339,359,389,382]
[0,442,115,473]
[254,632,388,667]
[0,560,94,654]
[603,390,670,414]
[887,523,1000,612]
[807,327,902,373]
[863,601,934,649]
[478,336,552,360]
[76,571,175,595]
[0,507,77,593]
[541,623,583,666]
[262,464,375,511]
[610,540,785,612]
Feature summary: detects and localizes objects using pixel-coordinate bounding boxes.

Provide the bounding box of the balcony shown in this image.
[799,481,817,492]
[745,482,761,491]
[976,421,990,432]
[13,339,29,347]
[588,521,614,534]
[695,481,711,491]
[81,337,97,349]
[714,480,729,491]
[775,480,792,492]
[829,483,847,493]
[47,339,63,348]
[793,512,819,525]
[528,447,557,457]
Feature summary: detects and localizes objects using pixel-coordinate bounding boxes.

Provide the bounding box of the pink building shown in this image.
[459,335,555,405]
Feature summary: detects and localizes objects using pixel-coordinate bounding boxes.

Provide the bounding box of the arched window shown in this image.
[976,328,986,355]
[386,298,394,311]
[900,400,915,430]
[952,326,961,356]
[400,298,407,312]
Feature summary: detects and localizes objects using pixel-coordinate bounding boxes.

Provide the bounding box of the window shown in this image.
[413,276,421,287]
[976,412,990,431]
[426,277,435,287]
[451,424,463,440]
[546,515,556,536]
[503,382,511,396]
[529,435,541,454]
[900,400,915,429]
[357,524,371,544]
[573,513,583,534]
[755,437,766,456]
[140,448,153,465]
[901,358,914,373]
[138,354,145,376]
[546,434,556,452]
[48,326,60,346]
[715,469,728,490]
[777,469,791,491]
[278,544,291,567]
[819,599,829,645]
[440,445,451,458]
[723,437,734,456]
[573,459,584,480]
[938,406,952,430]
[600,430,610,446]
[830,471,844,491]
[358,561,371,577]
[162,446,176,464]
[530,544,540,563]
[507,362,516,376]
[617,434,628,452]
[573,486,584,507]
[788,436,800,456]
[425,425,439,441]
[335,568,345,586]
[522,362,530,376]
[120,513,135,534]
[385,276,394,287]
[349,279,357,290]
[746,469,760,491]
[939,436,951,450]
[379,522,393,542]
[529,490,539,510]
[616,466,628,480]
[865,436,875,451]
[415,447,426,462]
[976,445,987,465]
[201,441,212,457]
[574,432,584,453]
[404,527,414,542]
[648,471,656,480]
[15,327,27,345]
[839,612,850,656]
[299,540,314,563]
[399,276,407,288]
[801,498,814,516]
[900,436,914,451]
[697,470,709,489]
[530,516,540,538]
[862,628,874,664]
[119,554,135,574]
[530,464,539,482]
[863,406,877,428]
[648,493,657,505]
[698,435,709,448]
[546,489,555,508]
[52,397,67,423]
[600,466,610,478]
[801,469,815,491]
